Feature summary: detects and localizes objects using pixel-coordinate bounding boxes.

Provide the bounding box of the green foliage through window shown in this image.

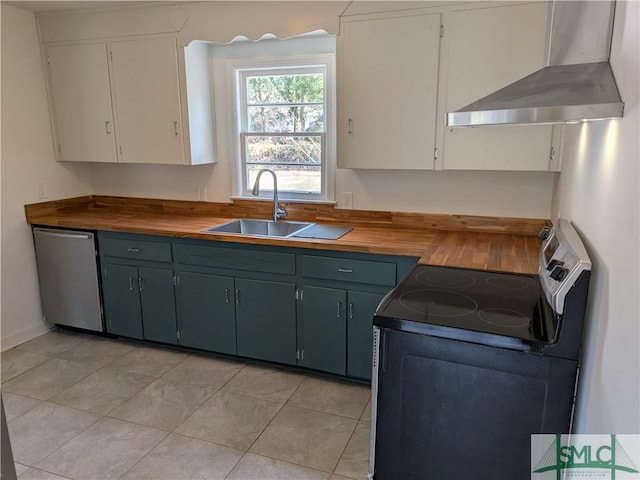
[240,66,326,196]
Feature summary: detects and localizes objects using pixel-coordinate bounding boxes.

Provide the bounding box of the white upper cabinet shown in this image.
[45,36,215,165]
[47,43,117,163]
[338,10,442,170]
[109,37,183,164]
[438,2,556,171]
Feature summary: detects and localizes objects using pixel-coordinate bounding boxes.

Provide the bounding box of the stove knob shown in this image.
[546,259,563,271]
[550,265,567,281]
[538,227,551,240]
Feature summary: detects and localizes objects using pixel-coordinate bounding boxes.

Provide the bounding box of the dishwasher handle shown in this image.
[33,229,92,241]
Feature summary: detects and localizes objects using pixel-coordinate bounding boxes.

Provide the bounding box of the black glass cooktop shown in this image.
[374,265,554,350]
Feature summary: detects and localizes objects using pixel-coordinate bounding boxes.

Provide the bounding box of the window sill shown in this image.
[230,196,337,206]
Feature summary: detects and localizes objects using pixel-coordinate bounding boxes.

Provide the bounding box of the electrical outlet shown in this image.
[341,192,353,209]
[38,182,47,199]
[196,186,208,201]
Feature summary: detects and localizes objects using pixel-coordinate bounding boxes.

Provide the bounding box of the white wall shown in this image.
[551,0,639,433]
[90,161,555,217]
[0,4,93,350]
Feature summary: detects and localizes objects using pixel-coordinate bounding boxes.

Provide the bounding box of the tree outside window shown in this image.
[238,65,327,197]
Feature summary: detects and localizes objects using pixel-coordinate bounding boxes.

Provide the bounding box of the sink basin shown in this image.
[204,219,315,238]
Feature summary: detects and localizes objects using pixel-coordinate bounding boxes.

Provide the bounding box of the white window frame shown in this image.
[229,52,335,202]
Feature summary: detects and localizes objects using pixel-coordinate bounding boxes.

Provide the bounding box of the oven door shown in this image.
[370,327,577,480]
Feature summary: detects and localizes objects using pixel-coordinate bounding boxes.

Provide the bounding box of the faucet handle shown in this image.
[276,204,287,219]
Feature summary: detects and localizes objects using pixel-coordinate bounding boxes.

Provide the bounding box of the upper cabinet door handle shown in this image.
[105,120,111,134]
[173,121,179,136]
[348,118,353,135]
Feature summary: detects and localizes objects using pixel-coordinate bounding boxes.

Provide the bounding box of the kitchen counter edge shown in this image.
[24,196,546,275]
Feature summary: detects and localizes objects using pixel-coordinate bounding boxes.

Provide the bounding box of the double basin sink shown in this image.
[204,218,314,239]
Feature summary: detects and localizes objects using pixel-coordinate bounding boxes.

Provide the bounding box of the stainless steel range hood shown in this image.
[447,1,624,127]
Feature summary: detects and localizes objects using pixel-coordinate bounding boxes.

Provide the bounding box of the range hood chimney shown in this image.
[447,0,624,127]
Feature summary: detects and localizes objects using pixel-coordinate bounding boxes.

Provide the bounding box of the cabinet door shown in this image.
[235,278,296,365]
[46,43,117,163]
[347,290,385,380]
[109,36,184,165]
[102,263,143,339]
[338,11,441,169]
[176,272,236,355]
[441,3,553,171]
[139,267,178,344]
[300,286,347,375]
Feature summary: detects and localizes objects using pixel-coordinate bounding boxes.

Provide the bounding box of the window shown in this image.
[238,65,326,198]
[227,45,335,201]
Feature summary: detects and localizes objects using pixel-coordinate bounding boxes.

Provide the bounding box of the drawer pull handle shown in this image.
[337,268,353,273]
[127,248,141,253]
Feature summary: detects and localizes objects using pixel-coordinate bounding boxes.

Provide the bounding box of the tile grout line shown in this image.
[237,374,359,476]
[17,403,104,477]
[1,352,54,384]
[114,427,171,480]
[332,419,369,478]
[231,372,310,462]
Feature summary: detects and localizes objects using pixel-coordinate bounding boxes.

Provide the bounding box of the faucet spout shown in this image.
[251,169,287,222]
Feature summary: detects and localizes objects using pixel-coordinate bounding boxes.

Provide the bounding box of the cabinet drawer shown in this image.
[175,244,295,275]
[100,237,172,263]
[300,255,396,286]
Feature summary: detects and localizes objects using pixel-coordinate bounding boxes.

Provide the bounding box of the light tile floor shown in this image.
[2,329,371,480]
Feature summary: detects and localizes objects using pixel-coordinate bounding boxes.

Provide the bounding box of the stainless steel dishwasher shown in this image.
[32,227,104,332]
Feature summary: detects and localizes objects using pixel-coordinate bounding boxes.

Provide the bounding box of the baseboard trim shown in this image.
[1,323,54,351]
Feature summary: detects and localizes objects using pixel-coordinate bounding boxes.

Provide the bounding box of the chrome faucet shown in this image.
[251,169,287,222]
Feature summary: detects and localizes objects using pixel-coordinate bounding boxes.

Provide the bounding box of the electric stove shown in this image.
[369,219,592,480]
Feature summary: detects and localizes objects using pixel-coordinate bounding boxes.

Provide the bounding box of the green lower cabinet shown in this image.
[139,267,178,345]
[102,263,177,343]
[100,232,413,379]
[235,278,297,365]
[347,291,385,380]
[299,286,347,375]
[176,271,236,354]
[102,263,143,339]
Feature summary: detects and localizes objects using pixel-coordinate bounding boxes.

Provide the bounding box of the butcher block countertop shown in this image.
[25,196,547,275]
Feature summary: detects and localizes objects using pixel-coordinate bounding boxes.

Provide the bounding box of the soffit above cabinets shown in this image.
[4,1,173,14]
[34,1,346,45]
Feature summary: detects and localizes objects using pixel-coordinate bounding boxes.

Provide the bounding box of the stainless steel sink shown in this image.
[204,219,315,238]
